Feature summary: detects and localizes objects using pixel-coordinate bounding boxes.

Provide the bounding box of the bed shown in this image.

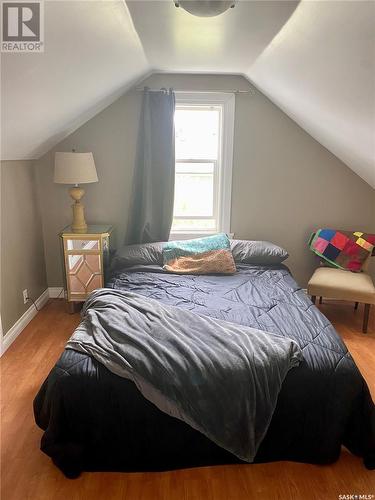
[34,262,375,477]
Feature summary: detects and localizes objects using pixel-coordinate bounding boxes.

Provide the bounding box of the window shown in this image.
[171,92,235,238]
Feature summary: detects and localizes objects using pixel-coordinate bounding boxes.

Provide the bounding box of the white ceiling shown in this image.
[1,1,149,160]
[247,0,375,188]
[126,0,298,73]
[1,0,374,188]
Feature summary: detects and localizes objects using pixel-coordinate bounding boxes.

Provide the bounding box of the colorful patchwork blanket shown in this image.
[163,233,236,275]
[309,229,375,272]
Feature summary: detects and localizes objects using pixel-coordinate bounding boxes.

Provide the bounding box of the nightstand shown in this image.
[60,225,113,312]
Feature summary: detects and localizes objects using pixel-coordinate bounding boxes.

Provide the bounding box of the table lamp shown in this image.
[54,151,98,233]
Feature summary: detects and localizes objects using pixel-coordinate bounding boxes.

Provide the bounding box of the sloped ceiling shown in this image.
[1,1,149,160]
[247,0,375,188]
[1,0,374,188]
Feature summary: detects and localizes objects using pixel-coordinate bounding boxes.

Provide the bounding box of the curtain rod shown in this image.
[135,88,255,95]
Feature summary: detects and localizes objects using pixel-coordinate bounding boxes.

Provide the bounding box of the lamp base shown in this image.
[71,202,87,233]
[69,186,88,233]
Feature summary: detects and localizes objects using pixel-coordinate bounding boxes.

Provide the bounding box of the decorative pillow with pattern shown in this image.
[309,229,375,272]
[163,233,236,275]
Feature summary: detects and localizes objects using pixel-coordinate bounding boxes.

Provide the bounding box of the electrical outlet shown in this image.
[23,289,28,304]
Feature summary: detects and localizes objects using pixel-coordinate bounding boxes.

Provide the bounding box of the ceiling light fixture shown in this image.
[174,1,236,17]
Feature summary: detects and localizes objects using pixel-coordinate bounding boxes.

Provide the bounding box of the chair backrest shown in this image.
[362,248,375,272]
[311,232,375,272]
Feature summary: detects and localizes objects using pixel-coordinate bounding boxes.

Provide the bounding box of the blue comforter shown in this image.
[66,288,302,462]
[34,264,375,477]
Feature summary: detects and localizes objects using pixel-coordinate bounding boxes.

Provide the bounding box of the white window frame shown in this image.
[170,92,235,240]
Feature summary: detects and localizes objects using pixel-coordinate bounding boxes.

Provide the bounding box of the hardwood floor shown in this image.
[1,298,374,500]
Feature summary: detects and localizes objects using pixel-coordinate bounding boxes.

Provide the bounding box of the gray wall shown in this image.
[35,74,375,288]
[1,160,47,334]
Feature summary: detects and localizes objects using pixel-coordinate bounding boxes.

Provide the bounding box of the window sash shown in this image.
[175,159,215,174]
[175,105,221,161]
[174,105,221,232]
[172,159,219,228]
[171,93,234,238]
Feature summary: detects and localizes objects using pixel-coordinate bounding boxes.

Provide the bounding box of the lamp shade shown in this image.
[54,152,98,184]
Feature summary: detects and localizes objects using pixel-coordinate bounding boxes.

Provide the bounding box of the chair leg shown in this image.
[363,304,370,333]
[311,295,316,304]
[319,296,323,304]
[354,302,359,310]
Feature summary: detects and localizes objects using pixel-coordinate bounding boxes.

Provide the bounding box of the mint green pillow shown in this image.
[163,234,236,275]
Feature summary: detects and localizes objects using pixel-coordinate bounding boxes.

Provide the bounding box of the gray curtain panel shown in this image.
[126,87,176,244]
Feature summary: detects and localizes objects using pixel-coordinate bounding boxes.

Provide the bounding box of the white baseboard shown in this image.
[0,287,66,356]
[0,288,50,356]
[48,287,65,298]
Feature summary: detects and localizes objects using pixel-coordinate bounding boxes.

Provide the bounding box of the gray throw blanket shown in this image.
[66,289,302,462]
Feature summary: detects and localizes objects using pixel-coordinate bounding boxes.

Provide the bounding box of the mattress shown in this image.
[34,264,375,477]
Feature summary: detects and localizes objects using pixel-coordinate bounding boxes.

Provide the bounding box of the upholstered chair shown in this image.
[307,252,375,333]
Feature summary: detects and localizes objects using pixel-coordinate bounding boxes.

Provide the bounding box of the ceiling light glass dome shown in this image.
[174,1,236,17]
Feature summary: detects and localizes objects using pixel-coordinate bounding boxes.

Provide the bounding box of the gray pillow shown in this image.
[112,242,164,268]
[230,239,288,264]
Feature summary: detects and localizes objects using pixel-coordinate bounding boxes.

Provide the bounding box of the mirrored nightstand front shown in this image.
[60,225,113,312]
